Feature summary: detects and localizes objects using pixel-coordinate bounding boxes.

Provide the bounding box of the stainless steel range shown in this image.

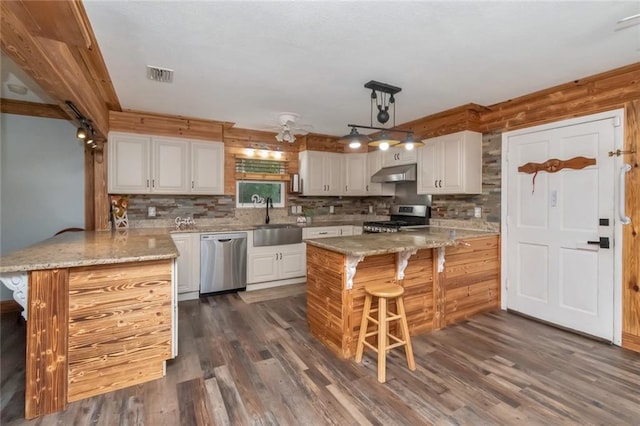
[363,204,430,233]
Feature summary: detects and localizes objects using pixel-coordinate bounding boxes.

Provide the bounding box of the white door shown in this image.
[300,151,325,195]
[152,138,189,193]
[417,140,440,194]
[247,251,279,284]
[191,141,224,194]
[505,117,616,341]
[441,136,463,192]
[325,153,344,195]
[345,154,368,195]
[279,245,306,280]
[108,133,151,193]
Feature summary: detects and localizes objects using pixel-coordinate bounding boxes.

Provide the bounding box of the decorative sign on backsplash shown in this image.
[251,194,265,207]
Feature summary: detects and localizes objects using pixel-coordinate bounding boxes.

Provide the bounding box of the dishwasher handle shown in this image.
[201,232,247,241]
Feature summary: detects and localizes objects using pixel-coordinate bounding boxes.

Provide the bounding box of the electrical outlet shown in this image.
[474,207,482,218]
[329,205,335,214]
[148,206,156,217]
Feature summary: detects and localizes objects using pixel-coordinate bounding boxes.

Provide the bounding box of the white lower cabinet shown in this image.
[247,243,306,285]
[303,225,359,239]
[171,233,200,300]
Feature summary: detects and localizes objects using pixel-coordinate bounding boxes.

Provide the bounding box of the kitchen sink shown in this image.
[253,224,302,246]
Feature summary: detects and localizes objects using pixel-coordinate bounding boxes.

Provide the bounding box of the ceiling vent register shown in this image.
[147,65,174,83]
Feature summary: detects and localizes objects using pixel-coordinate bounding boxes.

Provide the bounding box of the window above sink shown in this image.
[236,181,285,208]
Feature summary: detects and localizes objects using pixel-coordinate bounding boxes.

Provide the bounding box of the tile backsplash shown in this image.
[122,193,394,225]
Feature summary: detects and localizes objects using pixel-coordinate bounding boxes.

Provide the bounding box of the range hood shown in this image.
[371,164,417,183]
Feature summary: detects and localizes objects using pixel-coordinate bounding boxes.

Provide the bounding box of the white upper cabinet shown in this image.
[366,150,394,196]
[344,153,368,195]
[153,137,189,193]
[299,151,344,196]
[381,146,418,167]
[108,133,151,193]
[191,141,224,194]
[417,130,482,194]
[108,132,225,195]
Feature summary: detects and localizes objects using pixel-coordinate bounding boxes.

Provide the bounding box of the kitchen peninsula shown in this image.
[305,228,500,359]
[0,230,178,419]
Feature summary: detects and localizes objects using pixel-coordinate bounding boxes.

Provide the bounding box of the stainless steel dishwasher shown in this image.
[200,232,247,294]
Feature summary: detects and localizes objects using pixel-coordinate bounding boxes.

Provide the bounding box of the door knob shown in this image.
[587,237,610,249]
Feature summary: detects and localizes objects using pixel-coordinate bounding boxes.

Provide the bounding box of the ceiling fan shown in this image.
[272,112,313,143]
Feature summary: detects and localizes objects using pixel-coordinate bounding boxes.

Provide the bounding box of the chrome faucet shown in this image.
[265,197,273,224]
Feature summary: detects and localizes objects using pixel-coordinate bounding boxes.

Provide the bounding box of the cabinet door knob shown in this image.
[147,179,150,188]
[439,179,442,188]
[366,185,369,191]
[191,181,194,189]
[152,179,155,188]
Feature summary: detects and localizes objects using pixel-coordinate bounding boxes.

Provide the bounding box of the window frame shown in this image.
[235,180,286,208]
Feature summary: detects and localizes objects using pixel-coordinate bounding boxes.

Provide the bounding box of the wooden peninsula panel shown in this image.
[443,237,501,325]
[26,269,69,419]
[67,259,172,401]
[306,236,500,360]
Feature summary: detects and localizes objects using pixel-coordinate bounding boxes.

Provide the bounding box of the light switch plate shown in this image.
[474,207,482,218]
[148,206,156,217]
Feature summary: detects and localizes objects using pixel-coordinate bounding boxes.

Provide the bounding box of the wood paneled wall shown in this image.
[109,110,230,141]
[392,103,487,140]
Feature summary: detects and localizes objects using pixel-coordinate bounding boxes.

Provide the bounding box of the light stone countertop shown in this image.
[0,229,178,273]
[169,219,369,234]
[304,226,499,256]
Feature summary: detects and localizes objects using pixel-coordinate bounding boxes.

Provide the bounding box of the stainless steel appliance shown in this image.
[371,163,417,183]
[363,204,430,233]
[200,232,247,294]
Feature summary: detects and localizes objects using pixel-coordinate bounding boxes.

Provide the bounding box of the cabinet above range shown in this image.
[417,130,482,195]
[108,132,225,195]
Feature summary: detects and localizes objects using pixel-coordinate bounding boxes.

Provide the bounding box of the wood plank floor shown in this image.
[2,292,640,425]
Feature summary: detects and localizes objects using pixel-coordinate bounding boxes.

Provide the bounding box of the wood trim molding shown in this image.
[622,99,640,349]
[0,98,67,120]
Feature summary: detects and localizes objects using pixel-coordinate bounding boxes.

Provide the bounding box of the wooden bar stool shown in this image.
[355,282,416,383]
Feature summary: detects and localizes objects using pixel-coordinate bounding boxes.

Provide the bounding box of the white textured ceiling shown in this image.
[82,1,639,136]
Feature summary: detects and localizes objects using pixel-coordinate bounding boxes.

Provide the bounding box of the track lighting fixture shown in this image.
[76,126,87,139]
[339,80,423,151]
[66,101,98,150]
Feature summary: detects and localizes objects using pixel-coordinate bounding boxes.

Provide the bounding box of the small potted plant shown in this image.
[304,208,315,224]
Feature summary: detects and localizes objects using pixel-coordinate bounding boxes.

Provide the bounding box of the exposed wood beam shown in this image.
[0,0,121,138]
[0,98,67,120]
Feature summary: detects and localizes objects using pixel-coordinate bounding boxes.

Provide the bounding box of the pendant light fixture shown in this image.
[339,80,422,151]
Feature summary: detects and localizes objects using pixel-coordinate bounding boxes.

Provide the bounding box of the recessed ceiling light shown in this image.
[7,83,28,95]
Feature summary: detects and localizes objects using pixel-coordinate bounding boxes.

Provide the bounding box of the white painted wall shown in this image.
[1,113,85,300]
